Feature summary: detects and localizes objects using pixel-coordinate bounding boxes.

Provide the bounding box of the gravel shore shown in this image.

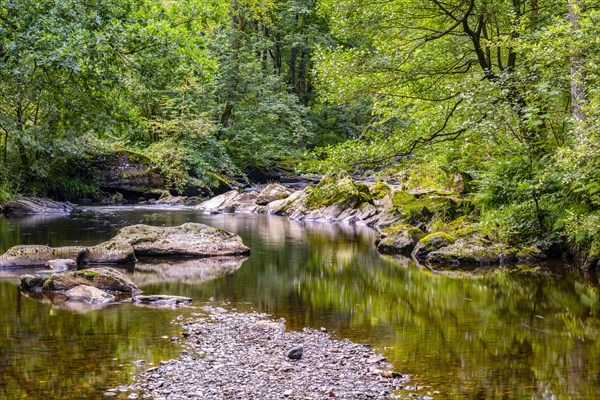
[113,307,412,399]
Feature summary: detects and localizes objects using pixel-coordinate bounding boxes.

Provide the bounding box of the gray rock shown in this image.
[412,233,455,260]
[195,190,241,214]
[0,245,86,267]
[286,346,303,360]
[256,184,292,205]
[64,285,116,304]
[45,258,77,272]
[2,198,74,215]
[80,240,137,264]
[133,295,192,307]
[112,223,250,257]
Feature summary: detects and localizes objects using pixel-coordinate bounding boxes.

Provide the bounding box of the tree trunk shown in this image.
[568,0,587,122]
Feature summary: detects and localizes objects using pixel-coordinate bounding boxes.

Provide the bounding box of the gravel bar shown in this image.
[116,307,411,399]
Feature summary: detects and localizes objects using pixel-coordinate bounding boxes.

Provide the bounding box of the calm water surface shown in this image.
[1,206,599,399]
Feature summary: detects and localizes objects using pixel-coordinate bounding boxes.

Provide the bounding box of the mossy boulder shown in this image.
[20,267,140,294]
[392,191,463,225]
[0,245,87,267]
[376,225,424,255]
[412,232,456,259]
[112,222,250,257]
[305,176,372,210]
[97,150,165,194]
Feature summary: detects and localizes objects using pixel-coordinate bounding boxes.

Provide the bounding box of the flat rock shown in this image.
[0,245,87,267]
[20,267,140,294]
[133,295,192,307]
[112,223,250,257]
[2,198,74,215]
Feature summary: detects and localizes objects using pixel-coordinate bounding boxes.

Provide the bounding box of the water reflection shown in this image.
[0,208,599,399]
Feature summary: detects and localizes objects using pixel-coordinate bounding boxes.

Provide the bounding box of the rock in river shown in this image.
[2,198,74,215]
[64,284,116,304]
[113,222,250,257]
[20,267,140,294]
[45,258,77,272]
[0,245,87,267]
[133,295,192,307]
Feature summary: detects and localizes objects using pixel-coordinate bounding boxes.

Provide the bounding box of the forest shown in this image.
[1,0,600,265]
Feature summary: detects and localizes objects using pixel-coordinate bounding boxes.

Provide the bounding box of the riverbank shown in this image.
[111,307,413,400]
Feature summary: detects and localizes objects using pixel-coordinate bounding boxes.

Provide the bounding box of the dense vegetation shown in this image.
[1,0,600,263]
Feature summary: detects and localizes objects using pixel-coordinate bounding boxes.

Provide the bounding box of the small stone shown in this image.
[320,327,327,333]
[127,394,139,399]
[171,337,179,342]
[284,389,293,396]
[176,315,184,321]
[286,346,303,360]
[104,392,117,397]
[135,360,146,366]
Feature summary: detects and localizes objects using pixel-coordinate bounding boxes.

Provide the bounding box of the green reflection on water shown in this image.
[1,208,600,399]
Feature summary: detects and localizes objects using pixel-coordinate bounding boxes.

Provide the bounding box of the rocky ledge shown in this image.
[114,309,410,400]
[1,198,75,215]
[0,223,250,267]
[194,177,545,268]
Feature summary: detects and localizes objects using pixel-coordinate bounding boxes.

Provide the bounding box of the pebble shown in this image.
[117,310,410,399]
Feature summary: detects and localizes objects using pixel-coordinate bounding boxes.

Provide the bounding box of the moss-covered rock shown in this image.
[80,240,137,264]
[0,245,87,267]
[305,176,371,210]
[20,267,140,294]
[412,232,456,259]
[376,224,424,255]
[113,222,250,257]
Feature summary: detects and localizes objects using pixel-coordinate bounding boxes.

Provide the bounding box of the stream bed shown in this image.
[1,206,599,399]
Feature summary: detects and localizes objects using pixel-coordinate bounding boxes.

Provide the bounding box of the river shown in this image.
[0,206,599,399]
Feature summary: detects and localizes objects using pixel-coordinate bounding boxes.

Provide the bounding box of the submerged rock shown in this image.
[20,267,140,294]
[2,198,74,215]
[113,223,250,257]
[133,295,192,307]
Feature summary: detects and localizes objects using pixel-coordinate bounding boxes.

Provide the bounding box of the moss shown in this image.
[73,270,101,280]
[420,232,456,246]
[368,182,391,201]
[382,224,424,241]
[305,176,372,210]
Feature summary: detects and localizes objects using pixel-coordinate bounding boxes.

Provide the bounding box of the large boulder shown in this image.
[255,184,292,205]
[20,267,140,293]
[80,240,137,264]
[112,223,250,257]
[96,150,165,194]
[0,245,86,267]
[195,190,242,214]
[64,285,116,304]
[412,232,456,260]
[2,198,74,215]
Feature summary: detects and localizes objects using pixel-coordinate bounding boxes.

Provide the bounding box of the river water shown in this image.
[0,206,599,399]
